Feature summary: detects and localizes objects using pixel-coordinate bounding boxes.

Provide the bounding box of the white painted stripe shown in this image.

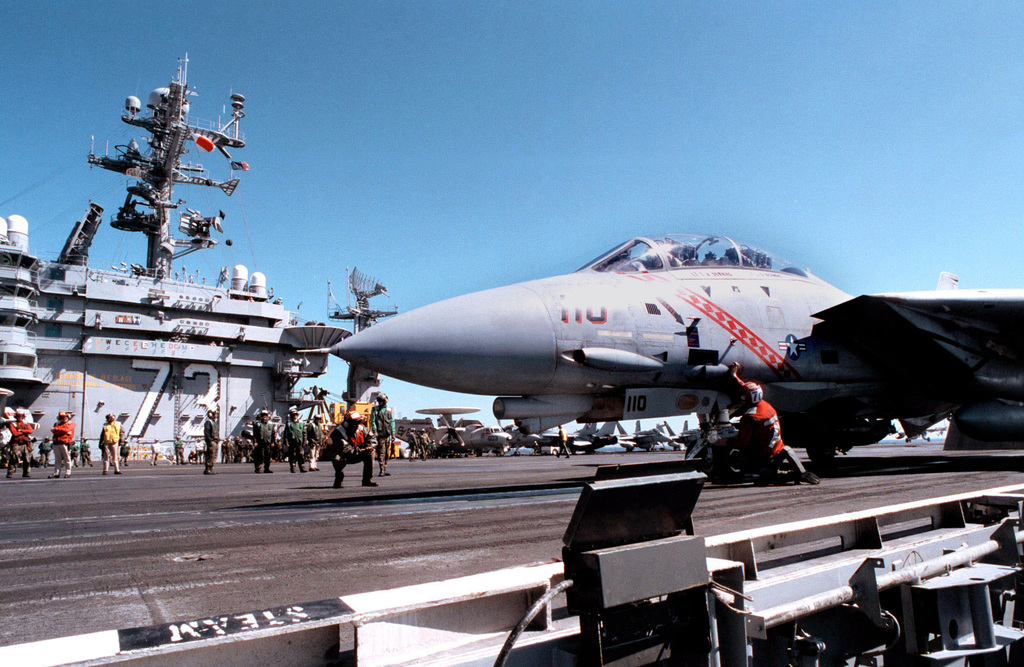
[706,482,1024,547]
[0,630,119,667]
[342,562,563,614]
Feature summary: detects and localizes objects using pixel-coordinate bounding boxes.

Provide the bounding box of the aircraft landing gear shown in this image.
[806,443,838,471]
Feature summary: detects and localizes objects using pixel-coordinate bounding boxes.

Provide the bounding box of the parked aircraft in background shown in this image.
[895,419,950,443]
[333,233,1024,463]
[615,421,677,451]
[503,421,619,453]
[415,408,513,455]
[505,426,563,453]
[571,422,619,453]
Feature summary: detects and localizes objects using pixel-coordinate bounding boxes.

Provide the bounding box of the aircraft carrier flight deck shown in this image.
[1,443,1022,649]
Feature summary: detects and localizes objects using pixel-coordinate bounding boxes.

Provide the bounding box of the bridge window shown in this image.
[4,353,35,368]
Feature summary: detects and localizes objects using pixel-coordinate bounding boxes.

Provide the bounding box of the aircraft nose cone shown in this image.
[332,284,556,395]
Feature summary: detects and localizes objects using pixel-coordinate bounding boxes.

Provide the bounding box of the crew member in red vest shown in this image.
[732,382,819,485]
[50,411,76,479]
[7,409,35,479]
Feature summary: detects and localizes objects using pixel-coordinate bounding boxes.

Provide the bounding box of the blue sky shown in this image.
[3,2,1024,423]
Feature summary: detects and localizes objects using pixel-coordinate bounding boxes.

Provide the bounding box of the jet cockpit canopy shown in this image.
[577,234,807,277]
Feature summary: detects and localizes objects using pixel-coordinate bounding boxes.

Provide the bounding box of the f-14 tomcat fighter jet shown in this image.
[332,233,1022,463]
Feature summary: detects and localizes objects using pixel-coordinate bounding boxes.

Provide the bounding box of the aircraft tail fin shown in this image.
[661,421,675,436]
[937,271,959,290]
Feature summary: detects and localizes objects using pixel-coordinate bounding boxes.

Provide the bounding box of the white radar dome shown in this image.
[231,265,249,291]
[249,272,267,298]
[147,87,170,109]
[125,95,141,115]
[6,214,28,251]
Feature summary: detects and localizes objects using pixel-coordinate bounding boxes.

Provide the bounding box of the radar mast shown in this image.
[330,267,398,333]
[330,267,398,404]
[87,56,246,279]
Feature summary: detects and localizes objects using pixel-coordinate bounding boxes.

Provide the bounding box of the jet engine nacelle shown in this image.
[953,400,1024,441]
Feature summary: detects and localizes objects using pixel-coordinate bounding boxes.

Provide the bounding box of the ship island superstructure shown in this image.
[0,59,345,448]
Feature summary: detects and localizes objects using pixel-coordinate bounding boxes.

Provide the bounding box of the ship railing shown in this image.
[0,245,41,270]
[0,264,38,286]
[86,265,159,283]
[188,116,246,144]
[0,294,35,313]
[0,324,36,340]
[0,351,37,370]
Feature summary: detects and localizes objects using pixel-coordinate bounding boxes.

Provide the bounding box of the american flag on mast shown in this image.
[230,161,250,171]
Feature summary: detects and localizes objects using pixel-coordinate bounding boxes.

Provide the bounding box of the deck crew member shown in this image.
[283,407,307,473]
[305,417,323,471]
[406,429,422,461]
[50,412,75,479]
[328,411,376,488]
[252,410,274,473]
[732,382,819,485]
[38,437,52,468]
[370,393,395,477]
[555,425,572,458]
[99,413,122,475]
[7,409,34,478]
[203,409,219,475]
[79,438,93,467]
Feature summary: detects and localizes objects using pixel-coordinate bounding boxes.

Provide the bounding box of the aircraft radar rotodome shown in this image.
[416,407,480,417]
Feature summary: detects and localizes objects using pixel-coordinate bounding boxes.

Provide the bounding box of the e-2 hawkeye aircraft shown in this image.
[332,233,1023,464]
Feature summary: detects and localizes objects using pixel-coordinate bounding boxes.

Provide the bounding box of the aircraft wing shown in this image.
[812,289,1024,398]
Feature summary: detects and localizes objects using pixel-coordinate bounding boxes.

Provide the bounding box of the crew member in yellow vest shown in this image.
[100,413,123,475]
